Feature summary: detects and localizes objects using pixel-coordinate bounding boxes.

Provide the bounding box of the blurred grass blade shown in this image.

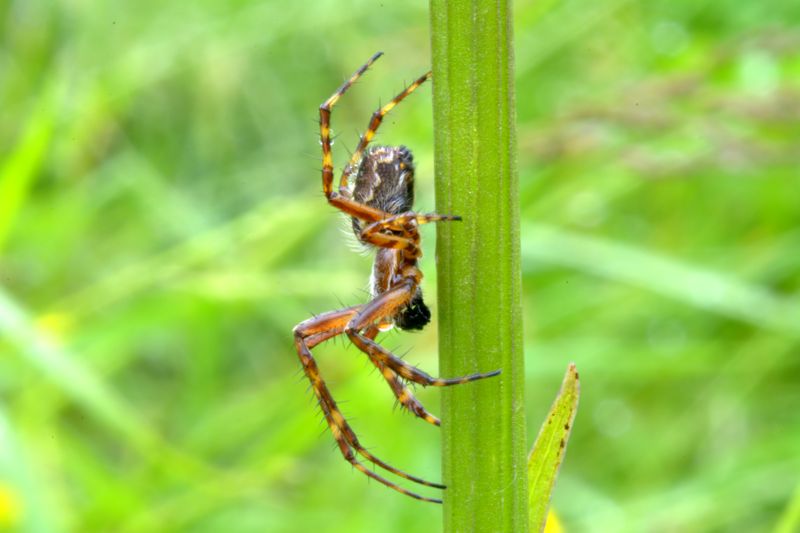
[0,89,56,252]
[522,223,800,338]
[528,363,580,532]
[774,482,800,533]
[0,406,56,533]
[0,287,157,455]
[50,196,326,318]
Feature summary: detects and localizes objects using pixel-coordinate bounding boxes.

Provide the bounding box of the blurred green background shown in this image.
[1,0,799,531]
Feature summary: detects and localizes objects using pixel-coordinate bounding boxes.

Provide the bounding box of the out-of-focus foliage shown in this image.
[0,0,798,531]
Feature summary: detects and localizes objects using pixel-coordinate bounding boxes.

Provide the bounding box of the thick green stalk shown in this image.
[430,1,527,531]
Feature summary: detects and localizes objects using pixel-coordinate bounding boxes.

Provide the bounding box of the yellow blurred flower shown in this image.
[35,312,73,340]
[544,509,564,533]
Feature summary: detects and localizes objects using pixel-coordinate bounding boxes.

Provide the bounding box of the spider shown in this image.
[292,52,500,503]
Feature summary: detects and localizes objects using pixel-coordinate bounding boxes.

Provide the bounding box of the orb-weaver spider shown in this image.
[292,52,499,503]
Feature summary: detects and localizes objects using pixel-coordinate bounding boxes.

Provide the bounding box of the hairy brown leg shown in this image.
[316,54,397,224]
[305,321,440,426]
[327,194,387,223]
[357,212,462,256]
[345,283,501,387]
[362,212,461,235]
[363,326,441,427]
[319,51,383,199]
[359,231,419,254]
[293,307,445,503]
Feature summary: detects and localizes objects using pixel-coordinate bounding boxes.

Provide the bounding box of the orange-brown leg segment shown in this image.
[362,326,441,427]
[359,231,419,254]
[358,212,462,256]
[327,195,388,223]
[305,321,439,426]
[340,70,432,191]
[293,307,445,503]
[361,212,461,236]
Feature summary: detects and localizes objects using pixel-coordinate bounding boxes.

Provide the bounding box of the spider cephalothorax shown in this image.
[292,52,499,503]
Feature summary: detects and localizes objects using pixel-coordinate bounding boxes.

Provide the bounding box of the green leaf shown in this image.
[528,363,580,532]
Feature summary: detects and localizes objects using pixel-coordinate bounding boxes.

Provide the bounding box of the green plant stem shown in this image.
[430,1,527,531]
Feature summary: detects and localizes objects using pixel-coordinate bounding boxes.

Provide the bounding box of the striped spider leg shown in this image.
[293,52,500,503]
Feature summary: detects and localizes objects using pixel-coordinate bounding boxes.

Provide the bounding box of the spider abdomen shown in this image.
[351,145,415,240]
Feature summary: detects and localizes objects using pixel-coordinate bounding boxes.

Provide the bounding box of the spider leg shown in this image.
[319,51,383,199]
[363,326,441,427]
[340,70,432,191]
[364,212,461,233]
[345,283,501,388]
[318,56,434,225]
[360,231,419,254]
[307,323,439,426]
[328,195,387,223]
[293,306,445,503]
[358,212,462,254]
